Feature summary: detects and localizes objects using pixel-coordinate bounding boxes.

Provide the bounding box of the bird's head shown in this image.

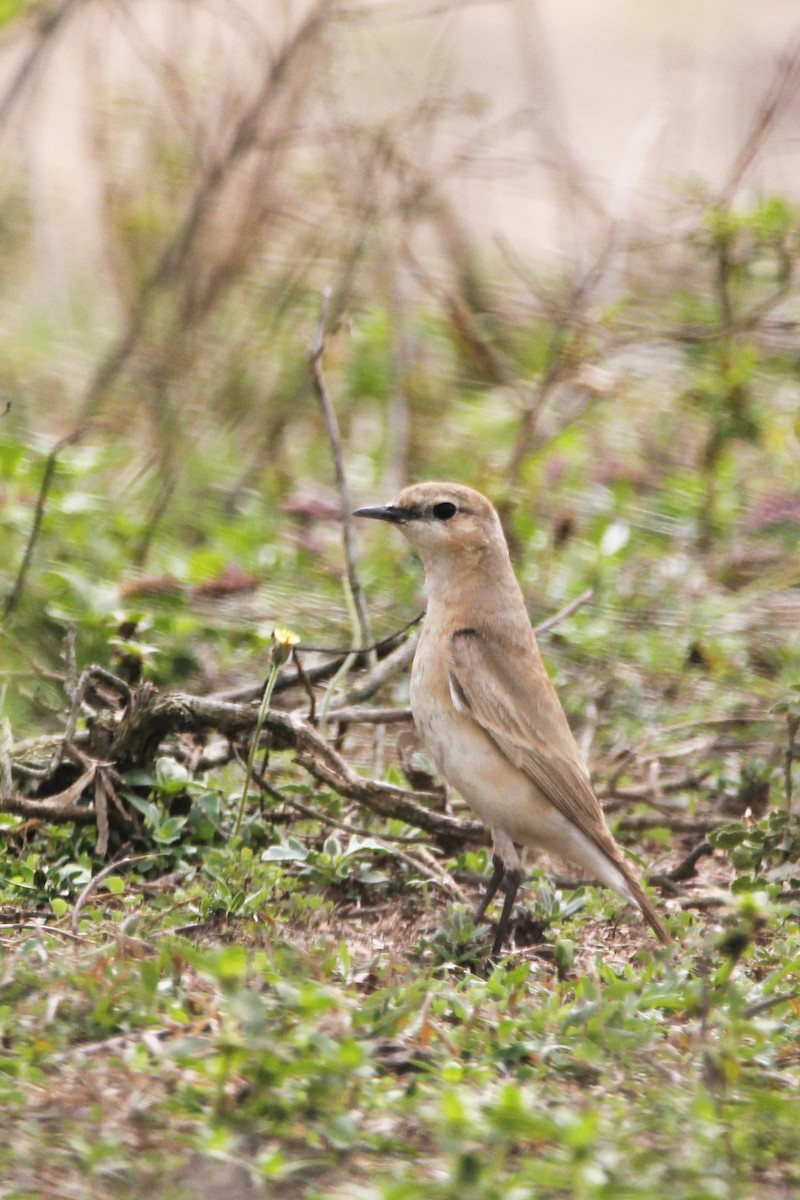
[354,482,507,577]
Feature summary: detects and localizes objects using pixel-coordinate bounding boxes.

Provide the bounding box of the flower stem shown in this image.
[233,659,280,838]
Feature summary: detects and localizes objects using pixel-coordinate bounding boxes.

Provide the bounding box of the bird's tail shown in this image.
[565,820,674,946]
[617,861,673,947]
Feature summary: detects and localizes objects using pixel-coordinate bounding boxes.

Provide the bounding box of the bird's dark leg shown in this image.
[490,868,523,958]
[474,854,505,924]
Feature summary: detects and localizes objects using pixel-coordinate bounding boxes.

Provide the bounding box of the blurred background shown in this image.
[1,0,799,743]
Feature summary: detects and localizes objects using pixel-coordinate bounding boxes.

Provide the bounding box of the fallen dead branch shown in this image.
[5,685,485,852]
[3,581,741,859]
[323,705,412,725]
[612,813,722,835]
[600,771,712,809]
[0,794,96,824]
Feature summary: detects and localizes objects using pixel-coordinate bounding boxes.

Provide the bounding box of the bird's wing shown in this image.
[447,627,612,856]
[448,626,673,947]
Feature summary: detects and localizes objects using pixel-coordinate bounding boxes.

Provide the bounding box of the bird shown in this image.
[354,481,672,956]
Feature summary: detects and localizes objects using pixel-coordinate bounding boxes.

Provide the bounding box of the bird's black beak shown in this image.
[352,504,409,524]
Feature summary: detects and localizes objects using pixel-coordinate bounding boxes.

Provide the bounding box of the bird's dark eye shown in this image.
[432,501,457,521]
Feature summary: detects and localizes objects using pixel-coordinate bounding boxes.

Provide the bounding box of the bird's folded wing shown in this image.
[448,628,615,859]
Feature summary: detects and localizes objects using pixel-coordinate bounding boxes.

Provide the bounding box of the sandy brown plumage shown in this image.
[355,481,672,953]
[448,626,671,945]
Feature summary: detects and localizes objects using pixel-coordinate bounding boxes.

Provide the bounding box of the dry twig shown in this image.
[0,0,80,127]
[256,775,422,843]
[0,923,87,944]
[2,429,84,621]
[721,40,800,202]
[309,288,374,657]
[71,854,156,933]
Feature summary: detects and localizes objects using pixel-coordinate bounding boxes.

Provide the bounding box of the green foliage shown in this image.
[2,75,800,1197]
[2,869,798,1198]
[710,813,800,894]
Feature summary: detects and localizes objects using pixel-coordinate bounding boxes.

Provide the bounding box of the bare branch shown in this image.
[296,612,424,655]
[0,0,80,129]
[2,429,85,621]
[75,0,339,430]
[309,289,374,657]
[612,813,722,835]
[0,794,95,823]
[532,589,593,637]
[104,688,486,851]
[334,634,419,708]
[654,841,714,885]
[322,705,413,725]
[721,41,800,202]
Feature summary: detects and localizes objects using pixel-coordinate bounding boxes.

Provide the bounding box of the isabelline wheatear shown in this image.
[355,481,672,956]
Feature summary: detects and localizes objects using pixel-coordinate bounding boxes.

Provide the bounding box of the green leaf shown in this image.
[261,838,308,862]
[122,792,161,826]
[207,945,248,983]
[154,756,190,794]
[152,816,187,845]
[709,823,747,850]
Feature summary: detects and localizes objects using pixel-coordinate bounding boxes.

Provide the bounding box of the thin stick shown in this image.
[335,630,418,708]
[322,705,413,725]
[256,775,422,843]
[0,923,88,944]
[533,589,593,636]
[291,646,317,722]
[612,814,722,835]
[649,841,714,886]
[309,288,374,657]
[3,429,84,621]
[319,577,361,736]
[721,41,800,202]
[295,611,423,654]
[71,854,157,933]
[215,616,422,703]
[0,0,80,127]
[743,991,800,1019]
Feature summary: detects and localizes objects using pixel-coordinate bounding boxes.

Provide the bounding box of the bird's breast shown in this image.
[410,627,535,833]
[409,622,596,864]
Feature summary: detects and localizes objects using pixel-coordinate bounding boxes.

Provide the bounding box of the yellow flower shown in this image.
[270,626,300,665]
